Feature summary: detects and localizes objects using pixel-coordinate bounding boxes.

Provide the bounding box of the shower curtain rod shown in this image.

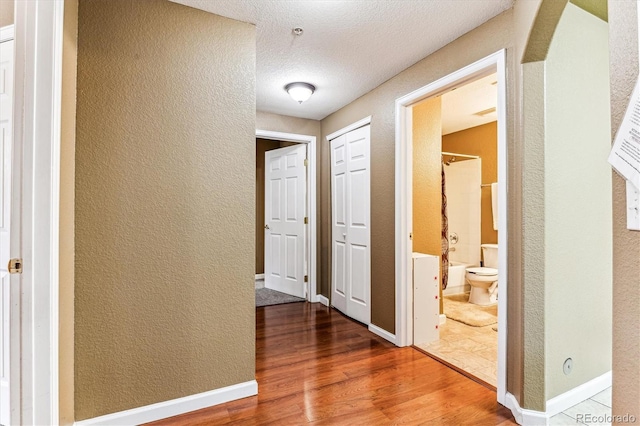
[441,151,480,159]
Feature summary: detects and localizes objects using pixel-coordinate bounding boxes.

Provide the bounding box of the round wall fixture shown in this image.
[292,27,304,36]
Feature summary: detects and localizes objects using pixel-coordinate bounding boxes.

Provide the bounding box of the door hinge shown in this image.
[8,258,22,274]
[304,158,308,167]
[304,275,308,283]
[409,232,413,240]
[304,216,308,224]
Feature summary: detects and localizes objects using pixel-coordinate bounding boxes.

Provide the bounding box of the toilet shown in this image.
[465,244,498,305]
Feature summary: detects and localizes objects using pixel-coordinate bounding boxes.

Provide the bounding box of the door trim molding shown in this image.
[256,130,318,303]
[325,115,371,142]
[394,49,508,405]
[12,1,65,424]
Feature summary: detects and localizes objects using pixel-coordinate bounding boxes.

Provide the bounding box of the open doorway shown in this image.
[255,130,318,302]
[412,72,499,388]
[394,50,508,403]
[256,138,306,297]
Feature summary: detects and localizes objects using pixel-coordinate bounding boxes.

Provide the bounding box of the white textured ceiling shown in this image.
[441,73,498,135]
[172,0,513,120]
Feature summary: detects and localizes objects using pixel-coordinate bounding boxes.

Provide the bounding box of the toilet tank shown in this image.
[481,244,499,268]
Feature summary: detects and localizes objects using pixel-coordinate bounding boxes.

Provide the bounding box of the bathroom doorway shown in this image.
[394,50,508,403]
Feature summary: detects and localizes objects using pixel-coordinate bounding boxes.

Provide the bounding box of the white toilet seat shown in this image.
[466,267,498,276]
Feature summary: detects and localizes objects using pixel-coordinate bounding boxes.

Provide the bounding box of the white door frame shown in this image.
[0,24,18,426]
[394,50,508,404]
[11,0,64,424]
[256,130,318,303]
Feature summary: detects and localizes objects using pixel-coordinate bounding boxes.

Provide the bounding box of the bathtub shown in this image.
[442,261,474,296]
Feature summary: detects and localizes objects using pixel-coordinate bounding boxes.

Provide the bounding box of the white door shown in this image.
[0,37,14,426]
[264,144,307,298]
[331,125,370,324]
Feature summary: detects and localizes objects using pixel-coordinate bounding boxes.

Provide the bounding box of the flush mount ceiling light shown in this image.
[285,82,315,104]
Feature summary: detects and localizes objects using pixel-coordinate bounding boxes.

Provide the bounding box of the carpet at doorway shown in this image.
[256,288,305,307]
[443,293,497,327]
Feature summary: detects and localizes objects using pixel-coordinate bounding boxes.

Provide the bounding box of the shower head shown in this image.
[444,156,456,166]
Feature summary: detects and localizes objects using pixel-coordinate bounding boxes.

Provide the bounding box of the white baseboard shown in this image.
[317,295,329,306]
[74,380,258,426]
[546,371,611,417]
[255,274,264,280]
[505,392,547,425]
[504,371,612,425]
[439,314,447,325]
[368,323,397,345]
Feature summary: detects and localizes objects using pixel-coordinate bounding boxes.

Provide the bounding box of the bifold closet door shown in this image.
[330,125,371,325]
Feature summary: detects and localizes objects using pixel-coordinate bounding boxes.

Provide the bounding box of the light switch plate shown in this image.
[627,180,640,231]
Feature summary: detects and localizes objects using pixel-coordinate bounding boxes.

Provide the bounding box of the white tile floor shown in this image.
[415,316,498,387]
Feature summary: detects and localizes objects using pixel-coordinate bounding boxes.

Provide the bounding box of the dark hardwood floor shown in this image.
[148,302,516,425]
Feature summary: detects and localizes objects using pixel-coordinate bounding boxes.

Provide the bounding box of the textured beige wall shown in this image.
[544,3,612,400]
[511,0,543,406]
[0,0,13,27]
[255,111,326,294]
[514,0,543,63]
[257,111,322,143]
[521,60,546,410]
[522,0,568,62]
[412,98,442,259]
[608,0,640,420]
[60,1,78,423]
[321,8,514,337]
[442,122,498,245]
[412,98,443,313]
[75,0,256,420]
[570,0,607,22]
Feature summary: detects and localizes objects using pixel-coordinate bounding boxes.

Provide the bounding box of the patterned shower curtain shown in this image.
[441,165,449,290]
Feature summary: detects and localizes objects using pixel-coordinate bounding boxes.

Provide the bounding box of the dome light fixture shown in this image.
[285,82,315,104]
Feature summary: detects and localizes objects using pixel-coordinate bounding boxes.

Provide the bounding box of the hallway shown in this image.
[149,303,515,425]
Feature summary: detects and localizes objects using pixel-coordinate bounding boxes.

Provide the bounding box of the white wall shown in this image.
[543,3,612,401]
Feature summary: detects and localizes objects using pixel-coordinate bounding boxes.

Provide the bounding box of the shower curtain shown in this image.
[441,165,449,290]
